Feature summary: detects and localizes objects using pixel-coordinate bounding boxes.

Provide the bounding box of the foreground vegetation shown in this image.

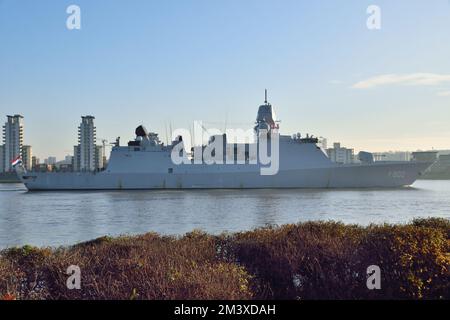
[0,218,449,300]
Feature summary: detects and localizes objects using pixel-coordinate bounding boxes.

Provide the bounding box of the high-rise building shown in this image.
[74,116,97,171]
[64,155,73,163]
[2,115,24,172]
[326,142,354,164]
[31,156,39,170]
[73,145,80,171]
[44,156,57,165]
[95,145,104,170]
[55,155,74,172]
[0,145,4,173]
[22,145,32,171]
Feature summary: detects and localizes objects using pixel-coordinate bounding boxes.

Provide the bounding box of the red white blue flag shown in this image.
[11,156,22,167]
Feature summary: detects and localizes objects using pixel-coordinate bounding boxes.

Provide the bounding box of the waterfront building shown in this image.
[412,151,438,163]
[64,155,73,163]
[22,145,32,171]
[74,116,97,171]
[34,164,53,172]
[58,163,73,172]
[55,155,73,171]
[95,145,104,170]
[44,156,57,165]
[2,115,24,172]
[31,156,39,171]
[373,151,412,162]
[326,142,354,164]
[72,145,80,171]
[0,145,4,173]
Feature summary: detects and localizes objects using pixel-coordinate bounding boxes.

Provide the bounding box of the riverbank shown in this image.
[0,172,19,183]
[0,218,448,300]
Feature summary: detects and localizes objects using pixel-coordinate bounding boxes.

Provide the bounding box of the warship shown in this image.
[16,95,433,190]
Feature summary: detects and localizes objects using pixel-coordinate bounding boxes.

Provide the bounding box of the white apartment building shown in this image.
[22,145,32,171]
[73,145,80,171]
[74,116,97,171]
[0,145,4,173]
[44,156,57,165]
[2,115,24,172]
[31,156,39,170]
[95,145,104,170]
[326,142,354,164]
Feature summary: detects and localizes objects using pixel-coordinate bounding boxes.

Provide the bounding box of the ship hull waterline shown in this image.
[19,162,432,191]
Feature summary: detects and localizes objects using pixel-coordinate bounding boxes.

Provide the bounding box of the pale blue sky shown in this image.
[1,0,450,160]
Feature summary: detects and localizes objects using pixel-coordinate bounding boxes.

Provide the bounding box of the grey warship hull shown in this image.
[20,161,431,190]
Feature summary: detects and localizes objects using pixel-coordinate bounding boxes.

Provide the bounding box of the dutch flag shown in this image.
[11,156,22,167]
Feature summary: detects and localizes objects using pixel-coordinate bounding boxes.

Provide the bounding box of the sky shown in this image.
[1,0,450,160]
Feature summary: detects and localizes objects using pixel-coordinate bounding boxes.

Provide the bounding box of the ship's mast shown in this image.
[255,89,279,133]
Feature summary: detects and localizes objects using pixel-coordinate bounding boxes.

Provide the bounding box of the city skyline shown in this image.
[1,0,450,160]
[2,112,448,166]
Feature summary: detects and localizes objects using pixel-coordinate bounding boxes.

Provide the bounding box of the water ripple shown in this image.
[0,180,449,248]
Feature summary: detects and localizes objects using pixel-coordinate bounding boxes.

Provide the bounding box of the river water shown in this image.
[0,180,449,248]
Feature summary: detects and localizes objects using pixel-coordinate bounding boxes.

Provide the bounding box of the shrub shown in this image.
[358,224,449,299]
[227,222,367,299]
[0,245,52,299]
[412,217,450,238]
[0,218,448,300]
[227,220,449,300]
[2,231,252,300]
[0,258,20,300]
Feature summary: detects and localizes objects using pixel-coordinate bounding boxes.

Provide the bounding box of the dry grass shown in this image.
[0,218,448,300]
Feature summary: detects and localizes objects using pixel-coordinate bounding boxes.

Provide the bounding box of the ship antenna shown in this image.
[264,89,268,104]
